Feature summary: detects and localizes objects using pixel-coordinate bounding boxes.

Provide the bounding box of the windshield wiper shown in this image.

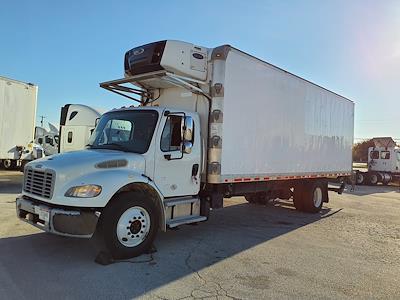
[95,143,129,152]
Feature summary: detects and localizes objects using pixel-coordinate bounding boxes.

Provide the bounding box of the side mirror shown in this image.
[183,116,193,142]
[183,141,193,154]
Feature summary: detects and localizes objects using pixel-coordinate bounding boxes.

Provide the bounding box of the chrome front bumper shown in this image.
[16,196,99,238]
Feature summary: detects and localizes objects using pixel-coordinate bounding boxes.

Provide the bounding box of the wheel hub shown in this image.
[313,187,323,208]
[130,220,142,234]
[116,206,151,247]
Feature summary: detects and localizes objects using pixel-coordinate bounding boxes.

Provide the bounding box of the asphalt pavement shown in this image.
[0,170,399,299]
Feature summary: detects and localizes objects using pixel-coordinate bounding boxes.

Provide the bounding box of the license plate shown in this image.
[34,206,50,222]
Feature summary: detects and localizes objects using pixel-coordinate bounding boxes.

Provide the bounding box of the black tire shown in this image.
[293,185,305,211]
[245,194,257,204]
[3,159,16,170]
[98,192,159,259]
[367,173,379,186]
[294,181,326,213]
[381,173,391,186]
[200,198,210,218]
[302,181,326,213]
[356,172,365,185]
[245,192,267,205]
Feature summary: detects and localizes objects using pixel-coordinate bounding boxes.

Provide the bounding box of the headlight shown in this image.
[65,185,102,198]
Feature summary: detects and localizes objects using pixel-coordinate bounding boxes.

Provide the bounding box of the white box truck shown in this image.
[0,76,43,169]
[16,40,354,259]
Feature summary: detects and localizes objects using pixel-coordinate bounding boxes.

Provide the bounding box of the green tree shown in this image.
[352,139,374,162]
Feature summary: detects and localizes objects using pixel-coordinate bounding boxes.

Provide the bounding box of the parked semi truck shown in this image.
[16,40,354,258]
[59,104,104,153]
[35,124,59,156]
[356,137,400,185]
[0,76,43,169]
[34,104,103,155]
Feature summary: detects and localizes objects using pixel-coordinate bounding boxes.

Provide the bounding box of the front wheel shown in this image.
[98,192,159,259]
[356,172,365,185]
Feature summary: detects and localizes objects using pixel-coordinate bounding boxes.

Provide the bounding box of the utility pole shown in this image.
[39,115,46,128]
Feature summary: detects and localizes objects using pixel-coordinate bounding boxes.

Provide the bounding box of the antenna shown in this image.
[39,115,46,128]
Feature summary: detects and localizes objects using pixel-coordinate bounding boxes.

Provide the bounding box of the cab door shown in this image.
[153,113,201,197]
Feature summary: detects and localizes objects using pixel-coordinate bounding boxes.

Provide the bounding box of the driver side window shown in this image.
[161,116,182,152]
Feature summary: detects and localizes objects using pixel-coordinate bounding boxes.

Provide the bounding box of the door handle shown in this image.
[192,164,199,184]
[192,164,199,176]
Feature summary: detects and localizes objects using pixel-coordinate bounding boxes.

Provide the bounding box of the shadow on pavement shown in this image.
[342,185,399,196]
[0,200,339,299]
[0,171,23,194]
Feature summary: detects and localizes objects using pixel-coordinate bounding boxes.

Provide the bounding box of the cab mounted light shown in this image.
[65,185,102,198]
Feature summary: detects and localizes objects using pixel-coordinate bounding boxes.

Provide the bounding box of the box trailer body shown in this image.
[207,47,353,182]
[17,40,354,259]
[0,76,43,169]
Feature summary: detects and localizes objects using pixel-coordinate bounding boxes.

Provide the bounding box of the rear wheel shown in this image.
[98,192,159,259]
[356,172,365,185]
[245,192,267,205]
[381,173,391,186]
[293,185,305,211]
[294,181,326,213]
[368,173,379,185]
[2,159,16,170]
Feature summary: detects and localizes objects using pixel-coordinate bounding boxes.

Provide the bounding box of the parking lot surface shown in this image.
[0,170,399,299]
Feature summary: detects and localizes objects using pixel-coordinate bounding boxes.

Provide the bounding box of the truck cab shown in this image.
[359,137,400,185]
[59,104,104,153]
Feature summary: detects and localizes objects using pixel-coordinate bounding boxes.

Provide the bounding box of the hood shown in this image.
[27,149,146,182]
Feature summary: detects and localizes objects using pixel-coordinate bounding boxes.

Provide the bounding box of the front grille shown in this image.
[24,167,55,199]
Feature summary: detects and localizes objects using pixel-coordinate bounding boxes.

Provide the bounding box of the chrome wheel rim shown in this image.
[116,206,151,247]
[313,187,323,208]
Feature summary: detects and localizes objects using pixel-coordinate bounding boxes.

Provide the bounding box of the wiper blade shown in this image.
[99,143,129,152]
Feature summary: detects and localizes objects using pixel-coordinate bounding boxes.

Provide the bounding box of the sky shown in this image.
[0,0,399,141]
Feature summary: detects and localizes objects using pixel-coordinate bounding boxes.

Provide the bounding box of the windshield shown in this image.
[87,110,158,154]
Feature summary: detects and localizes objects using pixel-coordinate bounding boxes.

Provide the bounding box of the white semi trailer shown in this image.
[0,76,43,169]
[356,137,400,185]
[16,40,354,258]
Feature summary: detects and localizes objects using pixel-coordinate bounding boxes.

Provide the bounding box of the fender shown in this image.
[47,169,164,209]
[112,180,167,231]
